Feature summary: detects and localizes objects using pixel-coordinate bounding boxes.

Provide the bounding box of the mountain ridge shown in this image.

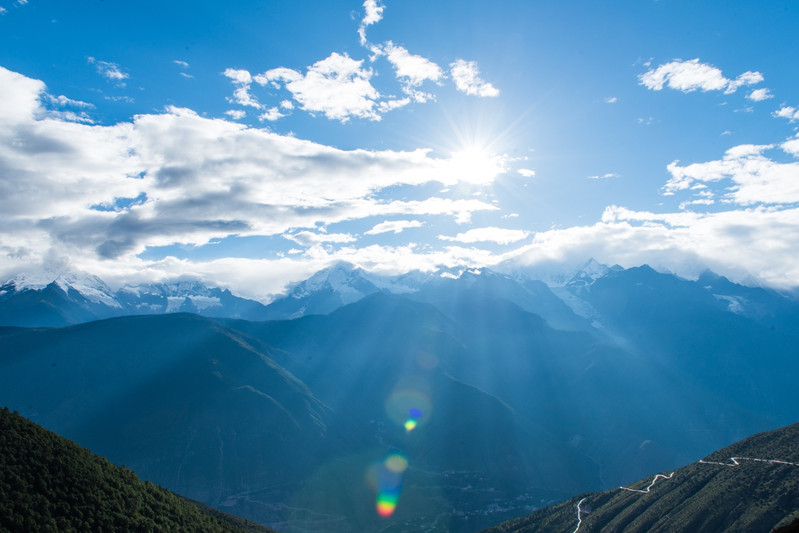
[482,421,799,532]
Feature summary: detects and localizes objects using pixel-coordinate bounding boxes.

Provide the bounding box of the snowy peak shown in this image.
[118,280,230,312]
[558,259,620,290]
[1,271,120,308]
[290,262,378,304]
[0,272,268,326]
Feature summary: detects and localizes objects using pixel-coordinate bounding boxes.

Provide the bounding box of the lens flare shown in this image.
[385,454,408,473]
[376,491,399,517]
[368,454,409,518]
[385,380,432,431]
[404,407,423,432]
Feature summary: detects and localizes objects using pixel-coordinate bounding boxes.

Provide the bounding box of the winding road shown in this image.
[571,454,799,532]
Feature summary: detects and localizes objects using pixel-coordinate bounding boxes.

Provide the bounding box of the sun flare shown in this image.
[447,144,507,185]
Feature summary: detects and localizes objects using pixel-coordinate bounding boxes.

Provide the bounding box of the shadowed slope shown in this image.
[0,407,275,533]
[0,314,334,526]
[482,422,799,533]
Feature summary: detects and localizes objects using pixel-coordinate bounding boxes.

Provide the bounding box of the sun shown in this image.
[448,143,507,185]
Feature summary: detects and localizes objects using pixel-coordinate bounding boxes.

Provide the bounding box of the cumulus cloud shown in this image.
[223,68,262,109]
[225,109,246,120]
[665,143,799,205]
[604,96,618,104]
[774,106,799,122]
[588,173,620,180]
[255,53,381,122]
[87,57,129,86]
[359,0,385,45]
[365,219,423,235]
[439,227,530,245]
[782,135,799,157]
[518,168,536,178]
[639,59,762,94]
[0,66,504,277]
[450,59,499,97]
[259,107,286,122]
[747,88,773,101]
[381,42,443,101]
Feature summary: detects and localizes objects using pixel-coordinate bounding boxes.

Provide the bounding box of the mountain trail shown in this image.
[571,454,799,532]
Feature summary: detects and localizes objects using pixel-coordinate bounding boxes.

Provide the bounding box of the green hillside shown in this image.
[0,406,275,533]
[483,422,799,533]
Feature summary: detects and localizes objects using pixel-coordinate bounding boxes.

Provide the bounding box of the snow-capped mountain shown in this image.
[260,263,383,319]
[0,272,122,327]
[3,260,798,330]
[0,273,268,327]
[2,271,120,308]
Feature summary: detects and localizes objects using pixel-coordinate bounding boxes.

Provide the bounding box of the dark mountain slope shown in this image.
[0,314,334,526]
[483,421,799,533]
[0,406,274,533]
[580,266,799,421]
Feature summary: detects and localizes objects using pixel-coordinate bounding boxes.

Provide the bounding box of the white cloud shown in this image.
[639,58,762,94]
[0,7,7,15]
[450,59,499,97]
[774,106,799,122]
[382,42,443,101]
[747,88,773,102]
[223,68,262,109]
[782,135,799,157]
[87,57,129,86]
[507,204,799,290]
[45,94,94,109]
[256,53,381,122]
[439,227,530,245]
[604,96,618,104]
[665,143,799,205]
[0,66,503,276]
[365,219,423,235]
[518,168,536,178]
[173,60,189,68]
[283,231,356,247]
[359,0,385,45]
[588,173,620,180]
[105,95,134,103]
[225,109,246,120]
[259,107,286,121]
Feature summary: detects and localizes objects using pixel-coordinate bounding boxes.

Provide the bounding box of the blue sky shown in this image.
[1,0,798,298]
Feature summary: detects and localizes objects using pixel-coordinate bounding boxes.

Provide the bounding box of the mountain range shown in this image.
[1,260,798,531]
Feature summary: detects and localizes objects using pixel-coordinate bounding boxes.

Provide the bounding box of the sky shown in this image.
[1,0,798,299]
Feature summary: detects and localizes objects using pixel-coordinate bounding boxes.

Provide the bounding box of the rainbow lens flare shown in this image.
[369,453,409,518]
[385,381,432,431]
[404,407,423,432]
[376,490,400,517]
